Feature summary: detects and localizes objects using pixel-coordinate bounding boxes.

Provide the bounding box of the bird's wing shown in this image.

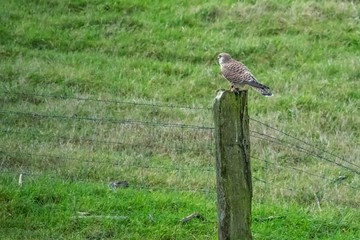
[221,62,247,83]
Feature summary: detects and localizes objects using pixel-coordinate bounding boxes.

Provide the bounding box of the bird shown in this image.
[218,53,273,96]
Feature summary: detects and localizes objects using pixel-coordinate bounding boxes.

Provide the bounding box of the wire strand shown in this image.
[0,109,214,130]
[250,118,359,171]
[250,131,360,175]
[0,90,212,110]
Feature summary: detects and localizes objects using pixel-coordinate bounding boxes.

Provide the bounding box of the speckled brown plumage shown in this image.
[218,53,273,96]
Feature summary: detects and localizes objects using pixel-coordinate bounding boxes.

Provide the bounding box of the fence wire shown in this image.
[1,90,359,230]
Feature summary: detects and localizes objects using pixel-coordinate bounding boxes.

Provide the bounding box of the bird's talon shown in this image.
[230,85,240,94]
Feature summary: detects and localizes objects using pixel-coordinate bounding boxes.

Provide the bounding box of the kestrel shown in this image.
[218,53,273,96]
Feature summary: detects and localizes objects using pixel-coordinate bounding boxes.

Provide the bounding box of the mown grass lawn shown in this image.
[0,0,359,239]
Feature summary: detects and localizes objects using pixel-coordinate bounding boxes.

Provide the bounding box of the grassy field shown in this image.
[1,0,359,239]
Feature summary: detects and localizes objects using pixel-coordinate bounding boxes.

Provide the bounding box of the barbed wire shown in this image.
[2,119,357,176]
[1,110,358,175]
[0,128,214,155]
[251,155,358,190]
[251,155,330,181]
[1,91,358,187]
[250,130,360,175]
[2,90,355,168]
[1,148,357,190]
[0,109,214,130]
[0,149,214,172]
[0,90,212,111]
[250,117,357,171]
[0,124,356,177]
[1,91,354,158]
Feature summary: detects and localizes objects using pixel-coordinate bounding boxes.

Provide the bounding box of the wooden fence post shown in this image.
[213,90,252,240]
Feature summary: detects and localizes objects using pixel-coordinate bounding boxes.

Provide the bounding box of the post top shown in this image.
[215,89,247,101]
[215,89,226,101]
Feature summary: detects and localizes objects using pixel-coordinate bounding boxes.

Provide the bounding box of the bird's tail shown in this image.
[247,78,273,97]
[253,85,273,97]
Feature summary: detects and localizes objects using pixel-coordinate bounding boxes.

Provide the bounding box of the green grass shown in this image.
[0,174,217,239]
[0,0,359,239]
[1,174,359,239]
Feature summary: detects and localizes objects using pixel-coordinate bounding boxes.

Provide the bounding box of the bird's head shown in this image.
[217,53,232,64]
